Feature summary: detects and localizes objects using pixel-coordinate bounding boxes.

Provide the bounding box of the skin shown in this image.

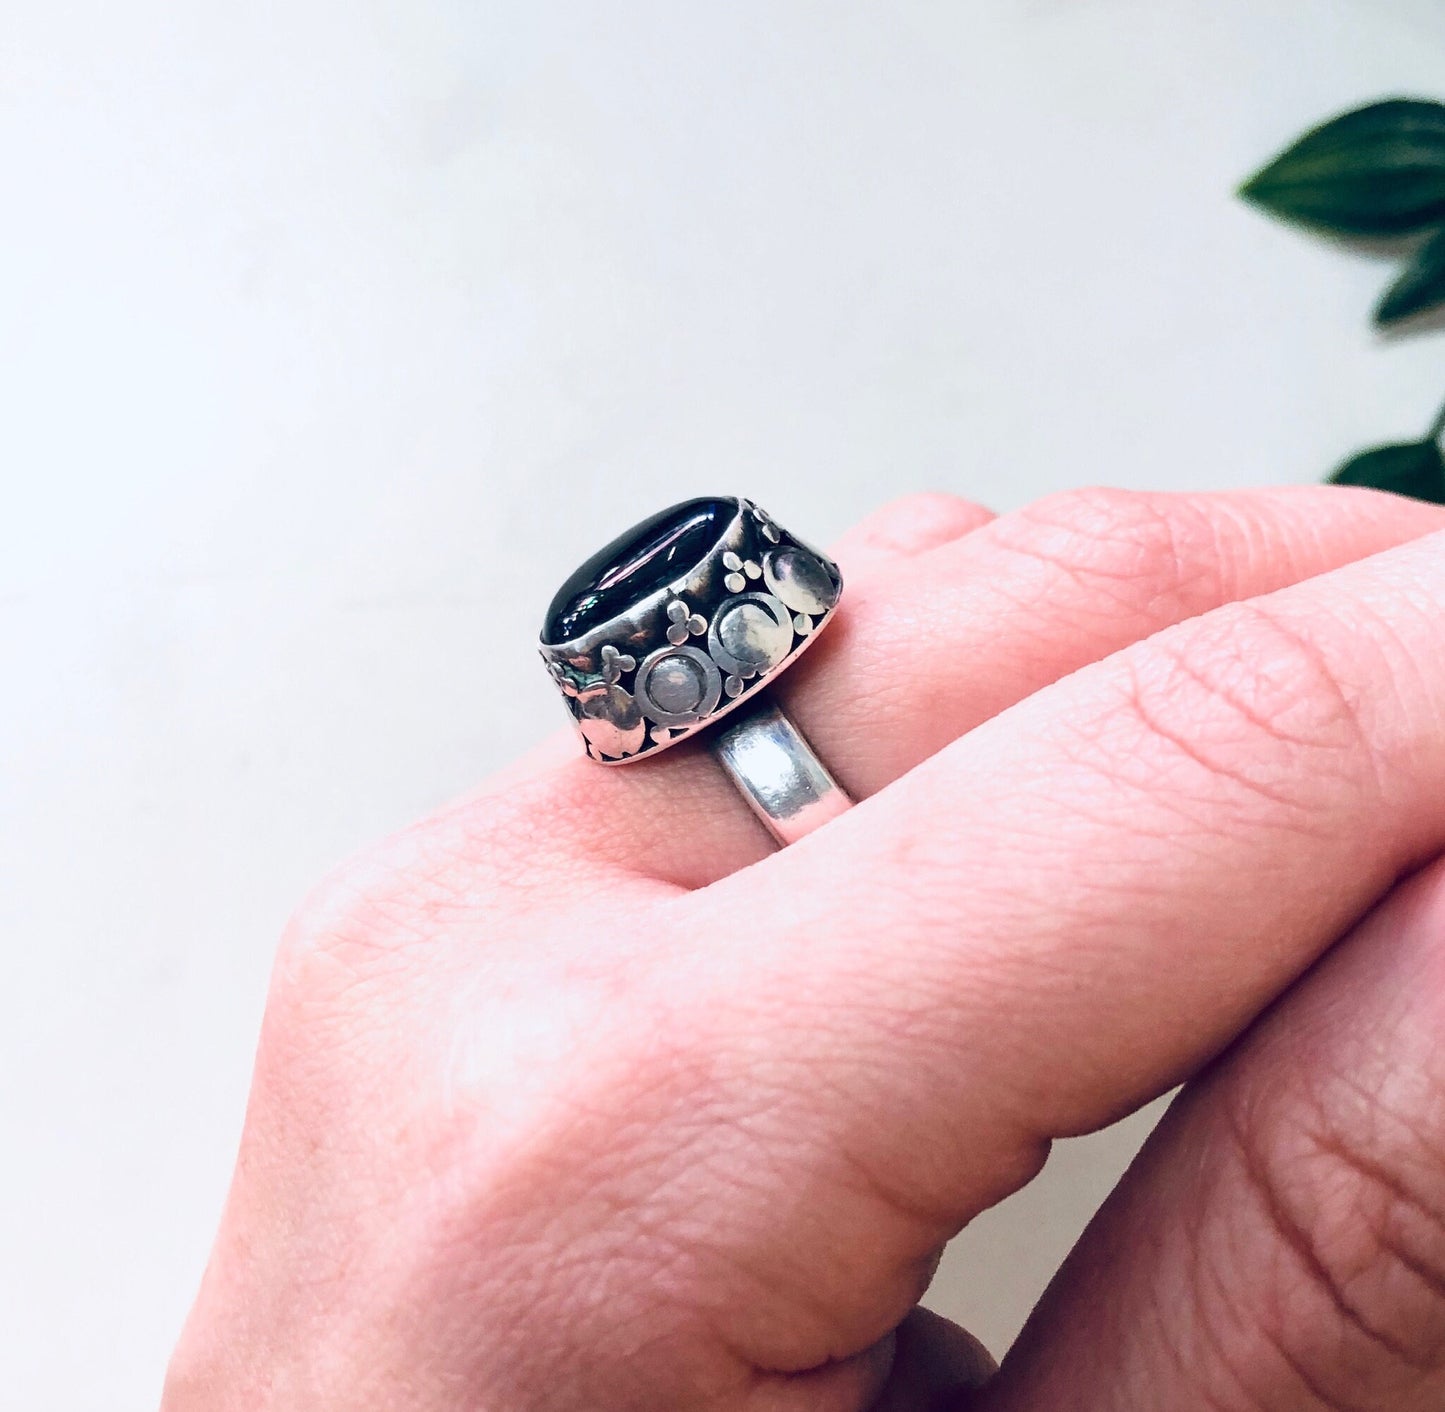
[166,484,1445,1410]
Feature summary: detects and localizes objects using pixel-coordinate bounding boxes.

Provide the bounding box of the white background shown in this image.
[5,2,1445,1406]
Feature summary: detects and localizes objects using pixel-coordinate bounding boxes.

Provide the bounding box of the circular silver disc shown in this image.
[763,547,839,616]
[634,644,723,727]
[706,592,793,681]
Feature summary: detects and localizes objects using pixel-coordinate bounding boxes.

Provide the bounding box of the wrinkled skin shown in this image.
[167,486,1445,1410]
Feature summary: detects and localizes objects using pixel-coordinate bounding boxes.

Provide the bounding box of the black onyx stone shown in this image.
[542,497,735,645]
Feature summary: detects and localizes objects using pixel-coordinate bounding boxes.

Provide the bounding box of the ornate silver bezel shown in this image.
[538,497,843,764]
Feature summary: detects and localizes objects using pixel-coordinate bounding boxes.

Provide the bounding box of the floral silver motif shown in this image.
[665,598,707,645]
[749,502,782,544]
[544,655,581,698]
[599,644,635,682]
[723,550,762,594]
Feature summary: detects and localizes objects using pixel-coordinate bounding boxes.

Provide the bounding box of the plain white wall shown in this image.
[5,1,1445,1405]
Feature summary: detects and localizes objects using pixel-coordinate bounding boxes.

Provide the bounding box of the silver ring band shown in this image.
[711,700,853,846]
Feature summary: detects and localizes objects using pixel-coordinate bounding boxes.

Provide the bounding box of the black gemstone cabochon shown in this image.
[542,497,735,644]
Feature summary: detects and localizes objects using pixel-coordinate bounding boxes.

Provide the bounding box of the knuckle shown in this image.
[260,854,416,1073]
[856,491,993,556]
[994,486,1223,621]
[1108,599,1374,811]
[1223,1062,1445,1392]
[273,784,560,997]
[280,838,429,971]
[269,819,487,1030]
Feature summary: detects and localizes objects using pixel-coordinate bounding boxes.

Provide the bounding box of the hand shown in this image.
[166,485,1445,1410]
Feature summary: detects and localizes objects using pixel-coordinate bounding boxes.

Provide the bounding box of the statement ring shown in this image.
[539,496,852,845]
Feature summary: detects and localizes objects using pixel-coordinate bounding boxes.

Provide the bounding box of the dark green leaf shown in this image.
[1240,98,1445,236]
[1329,438,1445,502]
[1376,223,1445,325]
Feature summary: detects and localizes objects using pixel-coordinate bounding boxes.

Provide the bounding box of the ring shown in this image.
[539,496,852,844]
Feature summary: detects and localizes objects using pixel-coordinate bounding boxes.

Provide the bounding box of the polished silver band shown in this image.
[711,700,853,846]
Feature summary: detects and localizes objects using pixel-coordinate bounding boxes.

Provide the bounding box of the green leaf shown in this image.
[1376,223,1445,325]
[1240,98,1445,236]
[1329,438,1445,502]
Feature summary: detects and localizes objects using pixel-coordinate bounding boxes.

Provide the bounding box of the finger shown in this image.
[980,854,1445,1411]
[644,526,1445,1370]
[828,492,995,581]
[497,486,1445,888]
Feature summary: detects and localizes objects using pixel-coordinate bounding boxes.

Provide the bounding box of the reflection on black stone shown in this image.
[542,497,734,644]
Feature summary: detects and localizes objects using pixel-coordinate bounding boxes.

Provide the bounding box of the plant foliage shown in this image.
[1242,98,1445,503]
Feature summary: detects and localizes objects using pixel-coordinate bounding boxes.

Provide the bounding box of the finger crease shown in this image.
[1226,1108,1436,1378]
